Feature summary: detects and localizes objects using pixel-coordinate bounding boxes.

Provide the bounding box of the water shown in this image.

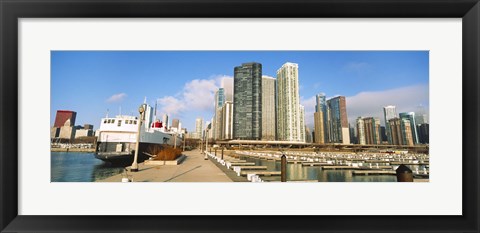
[51,152,125,182]
[241,156,406,182]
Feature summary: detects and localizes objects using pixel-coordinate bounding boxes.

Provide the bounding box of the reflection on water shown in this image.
[51,152,125,182]
[241,156,407,182]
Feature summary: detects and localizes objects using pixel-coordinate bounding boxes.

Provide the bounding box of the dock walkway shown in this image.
[96,149,233,182]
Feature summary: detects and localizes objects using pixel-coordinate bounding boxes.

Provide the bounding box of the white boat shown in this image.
[94,103,182,164]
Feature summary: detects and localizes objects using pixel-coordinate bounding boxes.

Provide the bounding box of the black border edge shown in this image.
[463,2,480,232]
[0,0,19,232]
[1,0,479,232]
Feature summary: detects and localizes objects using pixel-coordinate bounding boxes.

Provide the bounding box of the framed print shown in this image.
[1,0,479,232]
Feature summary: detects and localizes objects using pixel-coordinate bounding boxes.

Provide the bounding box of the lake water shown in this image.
[51,152,125,182]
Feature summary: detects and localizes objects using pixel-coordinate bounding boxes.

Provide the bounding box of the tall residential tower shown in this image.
[233,62,262,140]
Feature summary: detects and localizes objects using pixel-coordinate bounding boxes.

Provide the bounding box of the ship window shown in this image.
[104,120,107,123]
[118,120,122,127]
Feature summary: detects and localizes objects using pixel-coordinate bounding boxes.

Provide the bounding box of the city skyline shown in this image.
[51,51,429,132]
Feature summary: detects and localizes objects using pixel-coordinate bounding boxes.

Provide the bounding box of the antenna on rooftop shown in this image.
[119,106,122,116]
[144,96,147,104]
[106,109,109,118]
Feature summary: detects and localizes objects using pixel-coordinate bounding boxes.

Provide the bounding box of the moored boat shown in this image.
[94,103,182,164]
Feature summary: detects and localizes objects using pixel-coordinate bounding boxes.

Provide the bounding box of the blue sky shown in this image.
[51,51,429,131]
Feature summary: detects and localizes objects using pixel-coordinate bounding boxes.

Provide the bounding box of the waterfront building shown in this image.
[417,123,429,144]
[214,88,225,140]
[75,129,93,138]
[305,126,313,143]
[383,105,396,144]
[276,62,303,142]
[356,117,366,145]
[363,117,381,145]
[162,114,169,129]
[399,112,419,144]
[54,110,77,128]
[380,126,387,142]
[326,96,350,144]
[389,117,414,146]
[172,119,180,129]
[313,111,325,144]
[300,105,306,142]
[233,62,262,140]
[415,104,428,124]
[51,127,60,139]
[314,93,328,144]
[214,108,223,140]
[349,123,357,144]
[315,93,328,142]
[195,117,203,139]
[261,75,276,140]
[222,101,234,139]
[58,119,76,141]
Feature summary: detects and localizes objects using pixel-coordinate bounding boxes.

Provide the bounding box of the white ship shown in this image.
[95,103,182,164]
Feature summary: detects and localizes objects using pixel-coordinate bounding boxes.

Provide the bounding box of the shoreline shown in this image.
[51,148,95,153]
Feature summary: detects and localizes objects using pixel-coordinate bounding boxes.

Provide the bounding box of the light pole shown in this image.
[204,128,209,159]
[131,104,145,172]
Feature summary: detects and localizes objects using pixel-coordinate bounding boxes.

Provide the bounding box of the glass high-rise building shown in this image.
[314,93,328,143]
[399,112,419,144]
[195,117,203,139]
[356,117,366,145]
[214,88,225,140]
[222,101,233,140]
[261,75,276,141]
[233,62,262,140]
[327,96,350,144]
[383,105,397,144]
[276,62,304,142]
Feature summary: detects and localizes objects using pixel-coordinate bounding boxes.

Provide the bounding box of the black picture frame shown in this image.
[1,0,479,232]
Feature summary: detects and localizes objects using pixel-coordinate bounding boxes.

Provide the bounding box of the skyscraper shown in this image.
[233,62,262,140]
[327,96,350,144]
[261,75,276,140]
[195,117,203,139]
[276,62,303,142]
[363,117,381,145]
[222,101,233,140]
[162,114,169,129]
[383,105,396,144]
[299,105,306,142]
[314,93,328,143]
[415,104,428,124]
[389,117,414,146]
[399,112,419,144]
[356,117,366,145]
[314,111,325,144]
[214,88,225,140]
[417,123,429,144]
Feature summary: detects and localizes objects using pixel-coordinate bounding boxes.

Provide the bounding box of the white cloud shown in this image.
[157,75,233,117]
[346,84,429,125]
[106,93,127,103]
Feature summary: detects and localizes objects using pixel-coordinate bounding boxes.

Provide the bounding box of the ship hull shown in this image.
[95,142,165,165]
